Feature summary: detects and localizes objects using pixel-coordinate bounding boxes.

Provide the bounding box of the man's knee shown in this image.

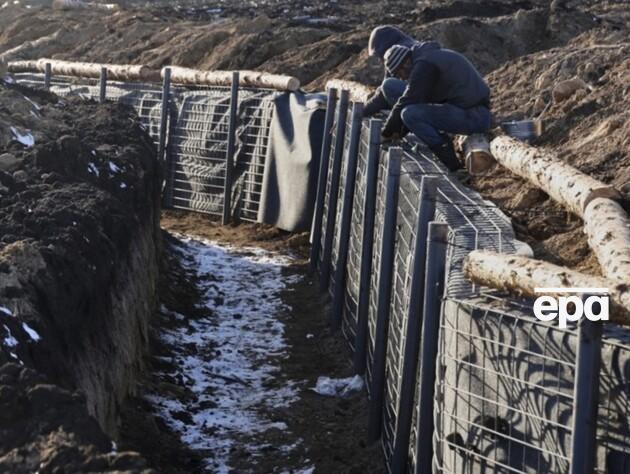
[381,77,406,105]
[400,104,429,128]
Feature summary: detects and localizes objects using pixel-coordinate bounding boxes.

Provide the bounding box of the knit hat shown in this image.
[384,45,411,75]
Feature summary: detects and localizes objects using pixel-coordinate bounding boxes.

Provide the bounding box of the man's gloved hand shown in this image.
[382,108,403,139]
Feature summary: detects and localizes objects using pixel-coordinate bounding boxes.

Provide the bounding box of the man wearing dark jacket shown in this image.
[364,41,492,171]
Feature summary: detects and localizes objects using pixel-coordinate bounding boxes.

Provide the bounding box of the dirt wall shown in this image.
[0,84,161,469]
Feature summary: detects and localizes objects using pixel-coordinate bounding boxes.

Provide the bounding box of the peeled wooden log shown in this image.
[34,59,158,82]
[464,250,630,325]
[163,66,300,91]
[584,198,630,283]
[490,135,620,217]
[7,60,40,73]
[325,79,374,103]
[0,58,6,77]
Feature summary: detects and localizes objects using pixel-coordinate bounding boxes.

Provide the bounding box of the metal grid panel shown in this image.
[234,89,275,223]
[168,85,231,217]
[365,151,389,399]
[433,298,576,474]
[597,329,630,472]
[327,109,354,299]
[318,108,339,271]
[341,122,370,353]
[381,170,421,470]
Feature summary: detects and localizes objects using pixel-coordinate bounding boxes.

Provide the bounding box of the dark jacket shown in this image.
[383,41,490,137]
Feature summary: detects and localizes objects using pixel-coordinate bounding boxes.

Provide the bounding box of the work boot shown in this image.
[430,140,462,172]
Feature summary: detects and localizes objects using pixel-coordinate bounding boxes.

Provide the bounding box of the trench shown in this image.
[118,218,384,474]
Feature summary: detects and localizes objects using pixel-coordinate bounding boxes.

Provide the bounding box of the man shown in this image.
[364,42,492,171]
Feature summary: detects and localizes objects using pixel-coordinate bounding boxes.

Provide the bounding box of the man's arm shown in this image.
[382,60,438,138]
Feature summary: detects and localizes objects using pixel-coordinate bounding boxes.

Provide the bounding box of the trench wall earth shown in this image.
[0,84,160,471]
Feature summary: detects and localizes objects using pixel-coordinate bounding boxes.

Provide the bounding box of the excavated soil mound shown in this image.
[0,83,160,471]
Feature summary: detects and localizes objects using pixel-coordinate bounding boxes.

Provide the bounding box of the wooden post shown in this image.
[569,315,603,474]
[44,62,51,89]
[367,146,403,443]
[223,71,239,225]
[331,102,364,329]
[319,89,350,291]
[391,177,438,473]
[353,118,382,374]
[99,66,107,104]
[414,222,449,474]
[309,88,338,273]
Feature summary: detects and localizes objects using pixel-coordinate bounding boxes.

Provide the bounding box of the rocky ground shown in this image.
[1,0,628,272]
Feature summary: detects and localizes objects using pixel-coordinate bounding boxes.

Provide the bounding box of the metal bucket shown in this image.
[501,119,543,142]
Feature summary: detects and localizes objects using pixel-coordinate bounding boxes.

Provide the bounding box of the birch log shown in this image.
[35,59,159,82]
[164,66,300,91]
[325,79,374,103]
[490,135,620,217]
[463,250,630,324]
[7,60,40,73]
[583,198,630,283]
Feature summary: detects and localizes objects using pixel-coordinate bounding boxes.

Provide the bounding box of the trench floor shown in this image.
[119,211,384,474]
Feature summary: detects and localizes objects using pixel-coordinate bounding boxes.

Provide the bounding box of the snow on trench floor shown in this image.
[147,235,304,473]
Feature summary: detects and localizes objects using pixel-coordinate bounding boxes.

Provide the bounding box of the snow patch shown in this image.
[148,236,301,472]
[22,322,41,342]
[10,127,34,147]
[0,306,13,317]
[108,161,122,173]
[87,163,100,177]
[3,325,18,348]
[312,375,364,397]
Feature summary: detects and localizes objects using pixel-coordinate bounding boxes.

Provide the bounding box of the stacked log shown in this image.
[163,66,300,92]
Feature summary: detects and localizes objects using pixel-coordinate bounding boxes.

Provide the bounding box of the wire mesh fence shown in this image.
[432,299,576,474]
[313,96,630,474]
[341,121,370,356]
[12,70,277,223]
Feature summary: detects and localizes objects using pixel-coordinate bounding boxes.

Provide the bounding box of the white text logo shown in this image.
[533,288,609,328]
